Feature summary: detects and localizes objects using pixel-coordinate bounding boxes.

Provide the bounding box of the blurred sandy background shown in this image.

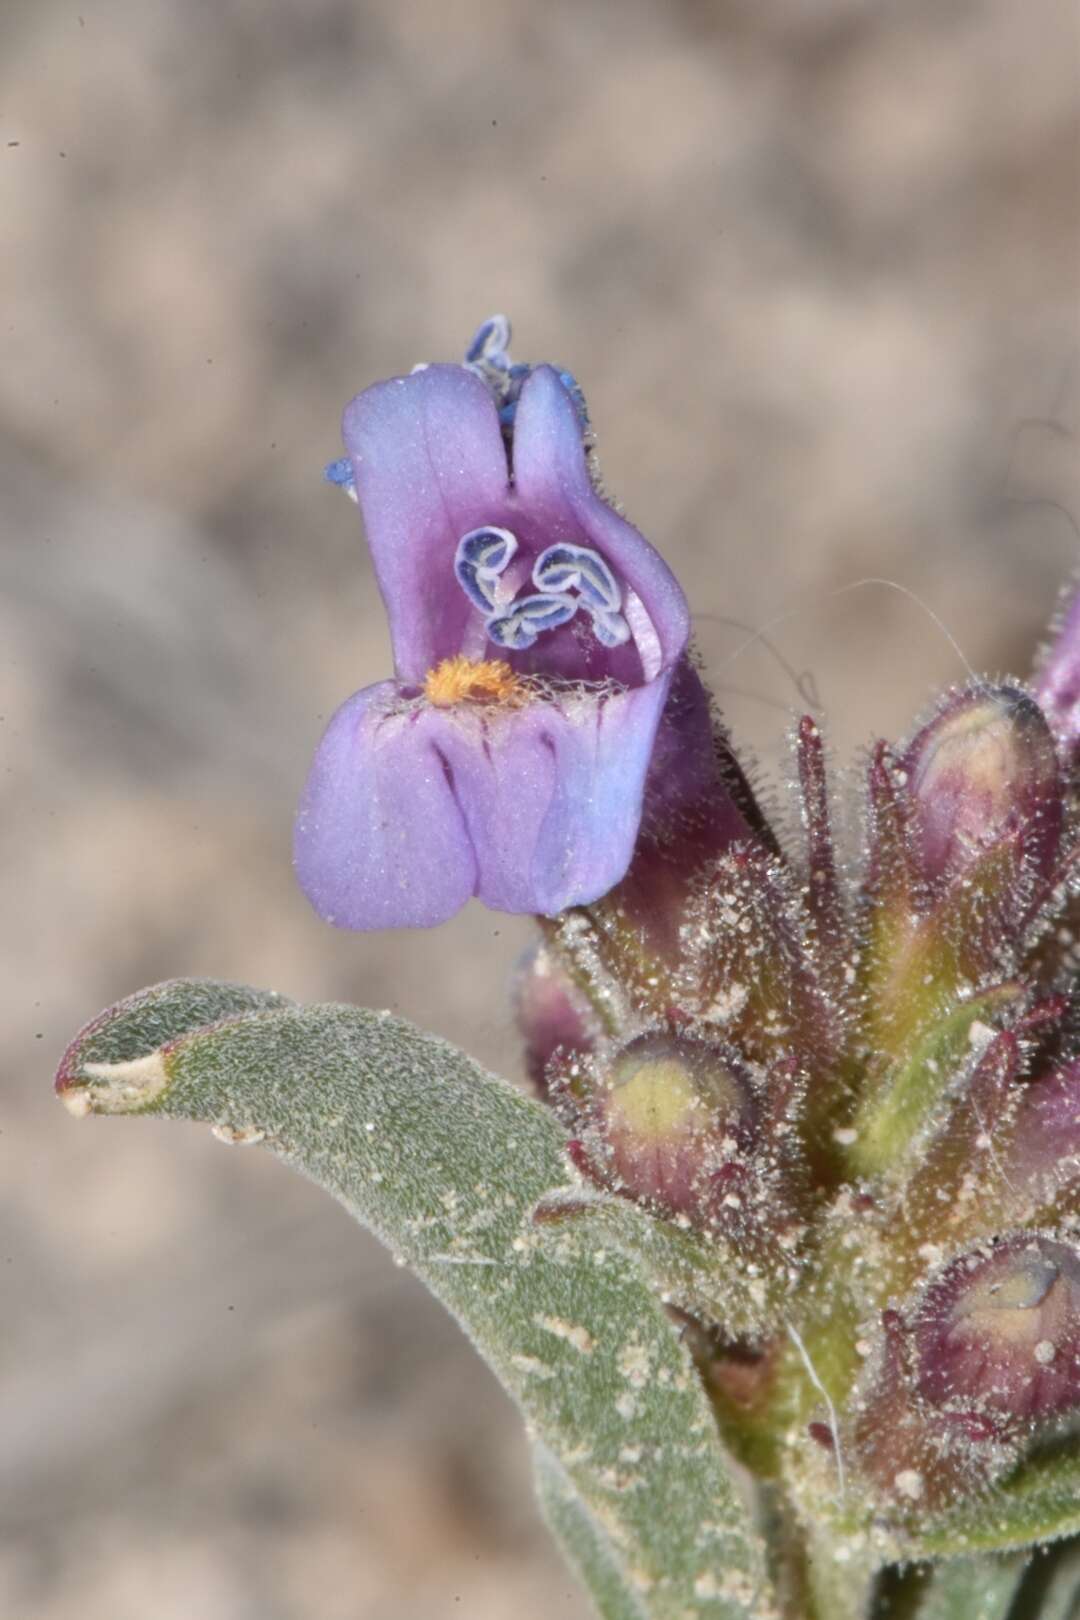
[2,1,1077,1615]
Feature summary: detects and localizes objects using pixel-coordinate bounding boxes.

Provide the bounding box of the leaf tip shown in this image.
[57,1051,171,1117]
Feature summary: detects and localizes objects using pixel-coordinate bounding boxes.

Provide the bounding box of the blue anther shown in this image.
[465,314,512,368]
[584,605,631,648]
[456,560,496,612]
[458,526,518,574]
[533,544,621,612]
[454,526,519,613]
[462,321,592,447]
[485,592,578,651]
[324,456,358,502]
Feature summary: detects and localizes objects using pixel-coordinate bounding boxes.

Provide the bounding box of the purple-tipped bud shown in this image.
[894,996,1067,1256]
[914,1236,1080,1421]
[1034,579,1080,759]
[903,685,1061,895]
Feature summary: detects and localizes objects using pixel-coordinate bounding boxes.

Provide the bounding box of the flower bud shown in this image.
[512,944,596,1095]
[850,1306,1018,1512]
[914,1235,1080,1421]
[574,1033,755,1229]
[904,684,1061,895]
[677,844,842,1079]
[1034,579,1080,759]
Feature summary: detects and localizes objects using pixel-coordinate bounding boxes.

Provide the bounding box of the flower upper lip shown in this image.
[341,361,688,689]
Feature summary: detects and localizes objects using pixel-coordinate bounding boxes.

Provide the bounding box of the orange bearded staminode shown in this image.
[423,655,523,709]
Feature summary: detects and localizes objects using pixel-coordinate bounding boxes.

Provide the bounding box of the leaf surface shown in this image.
[58,982,776,1620]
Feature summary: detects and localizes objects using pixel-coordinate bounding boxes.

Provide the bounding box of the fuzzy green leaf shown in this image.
[914,1446,1080,1561]
[534,1441,651,1620]
[57,984,775,1620]
[532,1186,789,1338]
[54,976,293,1110]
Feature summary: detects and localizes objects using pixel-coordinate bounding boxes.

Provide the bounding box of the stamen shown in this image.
[461,316,526,437]
[586,606,632,648]
[323,456,358,503]
[454,530,630,652]
[533,543,621,610]
[462,320,590,443]
[454,526,519,612]
[424,655,522,708]
[533,543,630,647]
[465,314,512,369]
[486,593,578,651]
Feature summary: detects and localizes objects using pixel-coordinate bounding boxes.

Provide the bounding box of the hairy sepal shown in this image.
[847,981,1023,1180]
[913,1444,1080,1560]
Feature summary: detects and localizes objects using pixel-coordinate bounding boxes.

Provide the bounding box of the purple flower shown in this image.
[295,325,689,930]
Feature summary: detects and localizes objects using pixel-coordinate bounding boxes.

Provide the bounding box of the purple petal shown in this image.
[342,365,510,683]
[429,678,670,916]
[511,366,689,679]
[294,681,477,930]
[295,673,673,929]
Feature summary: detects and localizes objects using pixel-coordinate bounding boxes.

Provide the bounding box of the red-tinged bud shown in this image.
[851,1303,1019,1512]
[512,944,597,1094]
[596,1033,753,1221]
[553,1031,773,1235]
[914,1235,1080,1422]
[903,684,1061,896]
